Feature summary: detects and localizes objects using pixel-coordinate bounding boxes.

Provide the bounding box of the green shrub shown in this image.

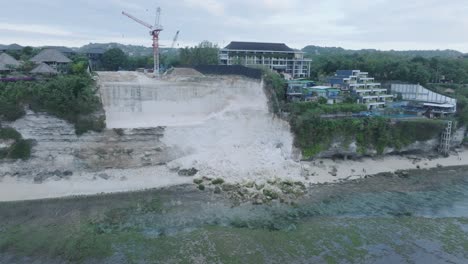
[0,127,22,141]
[75,117,106,135]
[0,103,25,121]
[8,139,32,160]
[211,178,225,185]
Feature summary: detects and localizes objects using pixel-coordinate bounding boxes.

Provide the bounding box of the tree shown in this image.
[101,48,127,71]
[71,55,89,75]
[179,41,219,66]
[318,97,328,104]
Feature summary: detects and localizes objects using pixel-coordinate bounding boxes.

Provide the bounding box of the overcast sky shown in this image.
[1,0,467,52]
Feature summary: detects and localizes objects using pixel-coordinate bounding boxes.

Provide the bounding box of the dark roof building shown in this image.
[43,46,76,55]
[220,41,312,79]
[224,42,295,52]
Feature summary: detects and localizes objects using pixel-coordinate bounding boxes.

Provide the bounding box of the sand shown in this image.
[0,166,192,202]
[303,150,468,184]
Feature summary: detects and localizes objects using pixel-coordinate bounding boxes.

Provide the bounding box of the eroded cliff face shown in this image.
[1,111,173,180]
[314,127,466,159]
[0,71,300,200]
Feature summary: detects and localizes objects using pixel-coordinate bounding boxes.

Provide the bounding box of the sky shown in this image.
[1,0,467,52]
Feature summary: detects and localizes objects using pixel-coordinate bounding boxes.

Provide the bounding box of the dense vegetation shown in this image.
[290,115,446,158]
[306,53,468,85]
[178,41,219,66]
[0,75,104,135]
[302,45,464,59]
[263,69,286,114]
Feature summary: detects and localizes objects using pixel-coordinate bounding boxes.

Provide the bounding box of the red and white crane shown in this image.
[122,8,163,78]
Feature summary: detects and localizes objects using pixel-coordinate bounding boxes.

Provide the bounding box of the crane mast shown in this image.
[171,30,180,49]
[122,8,163,78]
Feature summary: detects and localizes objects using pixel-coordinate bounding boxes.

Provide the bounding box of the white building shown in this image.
[330,70,394,110]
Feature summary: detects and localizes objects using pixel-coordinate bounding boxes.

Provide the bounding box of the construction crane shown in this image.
[171,30,180,49]
[122,8,163,78]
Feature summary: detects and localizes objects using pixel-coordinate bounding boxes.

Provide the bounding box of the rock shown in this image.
[267,178,278,185]
[255,183,265,190]
[396,171,409,178]
[279,181,295,194]
[214,187,222,194]
[178,168,198,176]
[263,189,280,200]
[294,181,306,191]
[198,184,205,191]
[222,183,237,192]
[244,181,255,188]
[98,173,110,180]
[63,170,73,176]
[253,199,264,205]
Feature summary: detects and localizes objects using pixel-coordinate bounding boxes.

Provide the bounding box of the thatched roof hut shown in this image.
[30,63,58,75]
[30,49,72,64]
[0,53,21,71]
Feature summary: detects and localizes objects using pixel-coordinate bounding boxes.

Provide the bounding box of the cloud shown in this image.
[0,23,72,37]
[0,0,468,52]
[183,0,225,16]
[261,0,299,10]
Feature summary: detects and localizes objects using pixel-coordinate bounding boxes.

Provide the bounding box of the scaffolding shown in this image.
[439,121,452,156]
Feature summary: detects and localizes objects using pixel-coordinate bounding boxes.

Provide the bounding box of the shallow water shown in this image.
[115,168,468,263]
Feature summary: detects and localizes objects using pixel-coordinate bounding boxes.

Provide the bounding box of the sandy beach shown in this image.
[1,149,467,202]
[304,149,468,184]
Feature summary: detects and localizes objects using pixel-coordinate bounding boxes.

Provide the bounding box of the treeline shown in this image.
[97,41,220,71]
[308,53,468,85]
[302,45,464,59]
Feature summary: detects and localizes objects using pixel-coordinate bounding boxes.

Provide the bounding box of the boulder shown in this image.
[178,168,198,176]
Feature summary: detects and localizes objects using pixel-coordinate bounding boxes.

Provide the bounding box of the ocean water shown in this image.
[97,168,468,263]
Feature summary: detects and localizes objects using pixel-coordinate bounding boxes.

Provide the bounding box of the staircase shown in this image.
[439,121,453,156]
